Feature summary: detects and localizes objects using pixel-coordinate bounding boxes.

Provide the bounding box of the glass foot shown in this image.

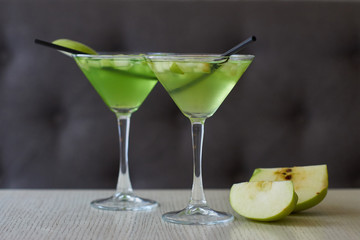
[91,193,158,211]
[162,204,234,225]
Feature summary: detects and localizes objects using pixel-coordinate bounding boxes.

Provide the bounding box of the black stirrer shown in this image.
[34,39,87,54]
[221,36,256,56]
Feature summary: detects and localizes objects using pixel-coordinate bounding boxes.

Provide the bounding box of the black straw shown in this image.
[221,36,256,56]
[34,39,87,54]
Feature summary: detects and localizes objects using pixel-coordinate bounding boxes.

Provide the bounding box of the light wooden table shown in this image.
[0,189,359,240]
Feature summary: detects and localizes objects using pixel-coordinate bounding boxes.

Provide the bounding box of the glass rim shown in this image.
[73,53,254,61]
[73,53,147,60]
[146,54,255,62]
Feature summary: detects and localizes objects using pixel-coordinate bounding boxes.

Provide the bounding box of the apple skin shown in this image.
[268,190,298,221]
[250,164,328,212]
[230,181,298,222]
[293,188,327,212]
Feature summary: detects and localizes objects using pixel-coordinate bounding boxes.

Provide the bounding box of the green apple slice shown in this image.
[230,181,298,221]
[52,39,97,56]
[249,164,328,212]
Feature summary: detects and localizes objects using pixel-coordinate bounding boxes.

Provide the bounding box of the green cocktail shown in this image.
[74,54,158,211]
[147,54,254,224]
[75,56,157,113]
[151,56,252,119]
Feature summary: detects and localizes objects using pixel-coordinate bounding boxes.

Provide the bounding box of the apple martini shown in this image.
[35,38,159,211]
[147,54,254,224]
[73,53,158,211]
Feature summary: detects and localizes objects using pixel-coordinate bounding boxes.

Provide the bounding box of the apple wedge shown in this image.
[249,164,328,212]
[230,181,298,221]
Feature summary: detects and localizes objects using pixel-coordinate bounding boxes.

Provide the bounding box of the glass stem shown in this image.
[115,113,133,195]
[189,118,207,206]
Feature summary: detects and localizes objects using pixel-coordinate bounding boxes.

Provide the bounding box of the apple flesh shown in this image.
[230,181,298,221]
[249,164,328,212]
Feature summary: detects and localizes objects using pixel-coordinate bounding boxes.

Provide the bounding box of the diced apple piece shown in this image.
[170,63,184,74]
[112,59,133,70]
[172,63,211,74]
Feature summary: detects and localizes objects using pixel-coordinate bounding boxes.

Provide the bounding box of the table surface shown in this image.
[0,189,359,240]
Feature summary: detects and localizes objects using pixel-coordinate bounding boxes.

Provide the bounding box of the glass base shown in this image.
[91,193,158,211]
[162,204,234,225]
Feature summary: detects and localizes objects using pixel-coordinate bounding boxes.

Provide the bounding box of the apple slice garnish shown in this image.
[52,39,97,56]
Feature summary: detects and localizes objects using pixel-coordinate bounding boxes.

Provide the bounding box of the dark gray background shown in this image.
[0,0,359,189]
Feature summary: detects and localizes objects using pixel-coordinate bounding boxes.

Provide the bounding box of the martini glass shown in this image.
[147,54,254,224]
[73,54,158,211]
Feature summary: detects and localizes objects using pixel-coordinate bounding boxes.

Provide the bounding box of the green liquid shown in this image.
[75,56,157,113]
[150,59,252,118]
